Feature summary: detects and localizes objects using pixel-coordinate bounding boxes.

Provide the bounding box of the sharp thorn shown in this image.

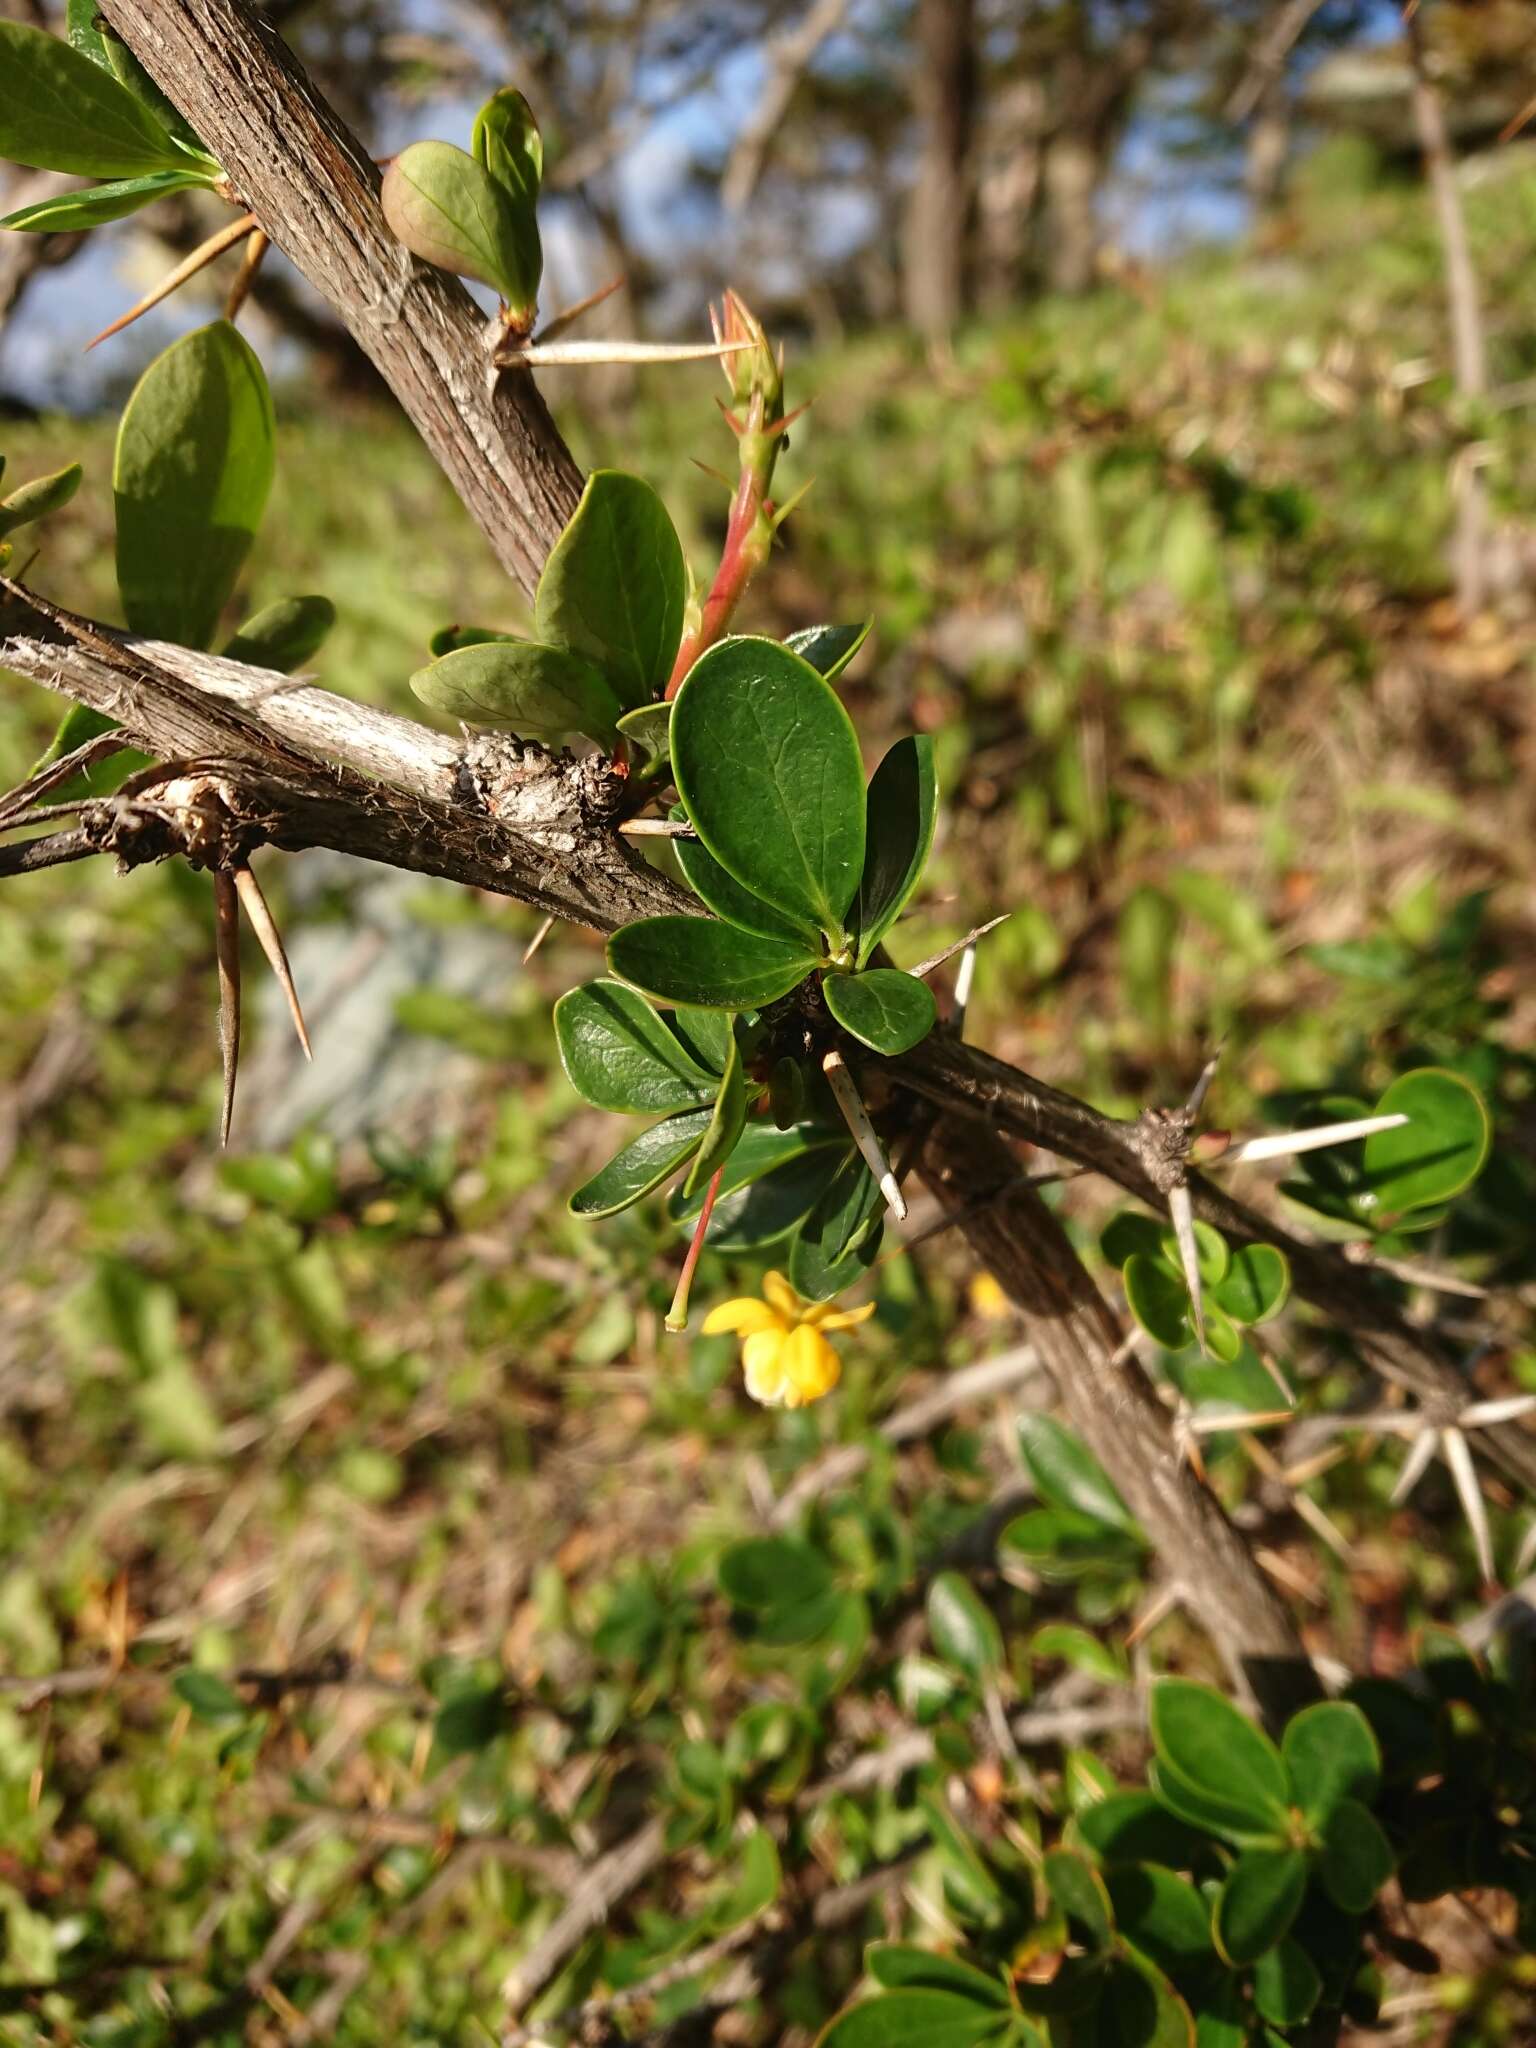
[822,1048,906,1221]
[214,872,241,1148]
[224,226,269,323]
[1184,1039,1225,1120]
[907,914,1010,982]
[85,212,259,351]
[522,913,557,966]
[498,338,754,368]
[529,273,624,345]
[1167,1181,1207,1353]
[1442,1425,1497,1585]
[1391,1426,1440,1507]
[1223,1112,1409,1166]
[232,866,312,1061]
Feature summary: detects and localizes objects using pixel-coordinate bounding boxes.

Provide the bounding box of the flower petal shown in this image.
[761,1270,802,1319]
[780,1323,840,1406]
[815,1300,877,1334]
[702,1297,781,1338]
[742,1328,789,1406]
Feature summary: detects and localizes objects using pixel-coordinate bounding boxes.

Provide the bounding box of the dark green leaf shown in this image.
[1212,1848,1306,1965]
[926,1572,1003,1683]
[1361,1068,1491,1214]
[1252,1939,1321,2028]
[1123,1252,1196,1351]
[97,24,207,152]
[1156,1221,1228,1288]
[669,1122,842,1224]
[784,619,870,680]
[769,1055,807,1129]
[616,700,672,767]
[0,23,187,177]
[1281,1701,1381,1825]
[1097,1953,1196,2048]
[428,623,515,657]
[1146,1762,1287,1849]
[535,469,686,707]
[684,1028,747,1196]
[707,1825,780,1931]
[554,978,717,1113]
[674,806,817,945]
[1150,1683,1290,1834]
[672,635,866,942]
[172,1669,244,1725]
[823,968,936,1055]
[411,638,621,743]
[432,1682,507,1756]
[789,1149,882,1301]
[816,1989,1014,2048]
[1317,1797,1394,1913]
[567,1107,711,1218]
[865,1946,1009,2006]
[1044,1848,1115,1950]
[1017,1415,1140,1536]
[0,460,81,537]
[719,1536,832,1612]
[1104,1866,1213,1980]
[381,140,538,313]
[694,1145,847,1252]
[222,595,335,673]
[114,320,275,648]
[1031,1623,1128,1685]
[1211,1244,1290,1326]
[666,1006,734,1076]
[855,735,937,962]
[1000,1507,1142,1582]
[607,917,816,1010]
[0,166,210,231]
[1100,1211,1166,1269]
[1077,1792,1213,1869]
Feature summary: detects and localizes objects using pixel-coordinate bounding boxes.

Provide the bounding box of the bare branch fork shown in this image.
[4,0,1524,1750]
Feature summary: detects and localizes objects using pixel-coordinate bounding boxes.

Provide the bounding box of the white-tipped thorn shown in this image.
[822,1048,906,1221]
[1167,1181,1207,1353]
[617,817,696,838]
[1184,1040,1225,1120]
[232,866,312,1061]
[213,871,241,1149]
[498,338,755,369]
[906,915,1010,983]
[1442,1425,1497,1584]
[1391,1426,1441,1507]
[522,913,557,966]
[1222,1112,1409,1166]
[1461,1394,1536,1429]
[953,944,978,1034]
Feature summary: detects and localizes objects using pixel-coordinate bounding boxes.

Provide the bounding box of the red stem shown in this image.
[665,1166,724,1332]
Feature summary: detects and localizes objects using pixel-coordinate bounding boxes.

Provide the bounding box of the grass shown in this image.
[0,139,1534,2041]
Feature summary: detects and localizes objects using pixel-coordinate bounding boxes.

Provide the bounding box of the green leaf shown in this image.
[0,460,81,537]
[1098,1953,1197,2048]
[1252,1939,1321,2028]
[1000,1507,1142,1582]
[1146,1762,1286,1850]
[823,968,935,1055]
[616,700,672,768]
[607,917,816,1010]
[428,623,515,658]
[472,85,542,210]
[674,807,817,945]
[1030,1623,1129,1685]
[554,978,717,1113]
[1150,1682,1290,1835]
[1361,1068,1491,1214]
[784,619,871,681]
[0,23,187,177]
[669,1122,842,1224]
[1211,1244,1290,1327]
[1104,1866,1213,1981]
[1157,1221,1228,1288]
[535,469,686,707]
[719,1536,832,1612]
[666,1007,734,1075]
[1280,1701,1381,1826]
[1100,1211,1165,1269]
[1123,1252,1195,1351]
[381,140,539,314]
[926,1572,1003,1683]
[432,1682,508,1756]
[865,1947,1009,2006]
[567,1107,711,1218]
[816,1989,1014,2048]
[1017,1415,1140,1537]
[707,1825,780,1932]
[789,1149,882,1301]
[0,167,210,231]
[222,595,335,674]
[172,1669,245,1725]
[691,1145,846,1252]
[410,638,621,743]
[1044,1848,1115,1950]
[855,735,937,962]
[1317,1797,1394,1913]
[1076,1792,1213,1869]
[672,636,866,943]
[684,1028,747,1197]
[769,1055,808,1129]
[114,320,275,648]
[1212,1848,1307,1965]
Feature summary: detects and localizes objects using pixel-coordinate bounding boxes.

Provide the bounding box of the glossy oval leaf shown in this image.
[1105,1864,1214,1982]
[854,735,937,963]
[816,1989,1016,2048]
[865,1946,1009,2006]
[0,167,211,232]
[684,1028,747,1196]
[1156,1220,1228,1288]
[1280,1701,1381,1826]
[695,1146,846,1252]
[789,1149,882,1301]
[0,22,186,177]
[1017,1415,1140,1537]
[1252,1938,1322,2029]
[1212,1846,1307,1965]
[785,619,871,681]
[1150,1683,1289,1830]
[608,916,816,1011]
[1212,1243,1290,1326]
[1000,1506,1142,1582]
[222,595,335,674]
[114,320,275,649]
[554,978,716,1114]
[1043,1848,1115,1951]
[567,1107,710,1218]
[672,636,866,941]
[674,808,816,945]
[1361,1068,1491,1215]
[381,139,537,312]
[535,469,686,707]
[1145,1761,1288,1850]
[1099,1952,1196,2048]
[0,460,81,538]
[823,969,936,1055]
[1123,1252,1194,1351]
[1317,1796,1394,1913]
[926,1572,1003,1684]
[410,638,621,743]
[1076,1792,1213,1870]
[670,1123,843,1223]
[616,700,672,768]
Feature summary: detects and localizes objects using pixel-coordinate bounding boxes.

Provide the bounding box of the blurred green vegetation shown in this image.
[1,141,1534,2042]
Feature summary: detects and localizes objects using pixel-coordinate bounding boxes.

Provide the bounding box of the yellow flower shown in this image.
[702,1270,875,1409]
[968,1270,1011,1323]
